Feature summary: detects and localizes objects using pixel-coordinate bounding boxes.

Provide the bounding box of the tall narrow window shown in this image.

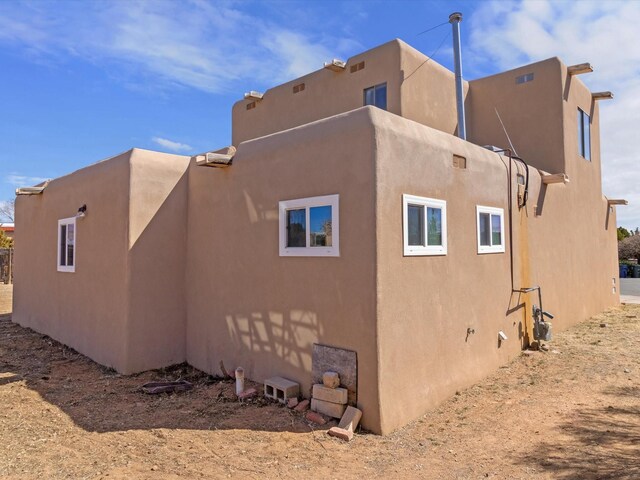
[578,108,591,161]
[57,217,76,272]
[476,206,505,254]
[363,83,387,110]
[403,194,447,256]
[279,195,339,257]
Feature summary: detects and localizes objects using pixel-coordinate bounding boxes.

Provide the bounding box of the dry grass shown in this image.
[1,288,638,479]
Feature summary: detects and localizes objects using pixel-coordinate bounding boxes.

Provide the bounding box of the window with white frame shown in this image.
[279,194,339,257]
[57,217,76,272]
[476,206,505,254]
[402,194,447,256]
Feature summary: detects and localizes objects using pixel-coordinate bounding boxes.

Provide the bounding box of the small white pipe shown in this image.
[235,367,245,395]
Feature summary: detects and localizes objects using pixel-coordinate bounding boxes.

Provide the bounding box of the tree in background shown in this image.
[0,200,14,223]
[619,234,640,261]
[0,230,13,249]
[618,226,631,242]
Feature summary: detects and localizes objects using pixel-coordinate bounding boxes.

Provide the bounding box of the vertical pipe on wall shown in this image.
[449,12,466,140]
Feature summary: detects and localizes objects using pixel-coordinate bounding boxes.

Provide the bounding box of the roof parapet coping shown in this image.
[539,171,570,185]
[194,146,236,168]
[16,180,50,195]
[567,63,593,75]
[592,91,614,100]
[323,59,346,72]
[607,199,628,206]
[244,91,264,100]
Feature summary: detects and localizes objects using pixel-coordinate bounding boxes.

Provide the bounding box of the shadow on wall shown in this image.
[518,385,640,479]
[0,313,313,434]
[223,309,320,379]
[125,169,189,373]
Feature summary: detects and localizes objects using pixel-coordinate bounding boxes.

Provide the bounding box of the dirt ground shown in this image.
[0,285,638,480]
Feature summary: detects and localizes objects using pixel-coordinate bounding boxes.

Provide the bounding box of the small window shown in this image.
[293,83,305,94]
[57,217,76,272]
[350,61,365,73]
[279,194,339,257]
[452,154,467,169]
[363,83,387,110]
[476,206,505,254]
[403,194,447,256]
[516,73,534,84]
[578,108,591,161]
[246,101,256,110]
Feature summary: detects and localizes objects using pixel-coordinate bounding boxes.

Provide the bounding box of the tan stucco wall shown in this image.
[187,108,382,431]
[467,58,566,174]
[11,39,619,436]
[399,41,467,136]
[232,39,468,147]
[125,149,190,373]
[13,151,131,371]
[13,148,191,374]
[232,39,405,146]
[370,100,617,433]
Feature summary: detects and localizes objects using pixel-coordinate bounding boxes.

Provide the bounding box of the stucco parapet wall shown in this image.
[230,105,383,161]
[231,38,468,144]
[228,104,532,182]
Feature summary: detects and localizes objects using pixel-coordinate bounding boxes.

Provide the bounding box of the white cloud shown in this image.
[0,1,356,93]
[152,137,193,153]
[5,174,50,187]
[468,0,640,229]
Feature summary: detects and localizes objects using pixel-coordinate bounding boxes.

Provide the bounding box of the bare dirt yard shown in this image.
[0,284,638,480]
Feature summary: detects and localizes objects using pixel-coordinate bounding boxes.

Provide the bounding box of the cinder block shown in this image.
[338,406,362,432]
[322,371,340,388]
[264,376,299,404]
[311,398,346,419]
[327,426,353,442]
[312,384,348,405]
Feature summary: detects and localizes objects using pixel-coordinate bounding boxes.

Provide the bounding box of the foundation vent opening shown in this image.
[246,101,256,110]
[452,154,467,169]
[516,73,534,84]
[293,83,305,94]
[350,61,365,73]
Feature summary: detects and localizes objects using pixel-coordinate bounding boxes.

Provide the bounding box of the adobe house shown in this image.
[13,37,620,434]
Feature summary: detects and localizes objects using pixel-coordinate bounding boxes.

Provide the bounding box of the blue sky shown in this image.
[1,0,639,228]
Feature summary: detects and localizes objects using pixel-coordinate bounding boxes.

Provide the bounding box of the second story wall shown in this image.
[232,39,404,145]
[399,41,466,137]
[466,58,566,174]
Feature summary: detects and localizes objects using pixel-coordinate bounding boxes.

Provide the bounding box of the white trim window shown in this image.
[476,206,505,254]
[57,217,76,272]
[403,194,447,256]
[279,194,339,257]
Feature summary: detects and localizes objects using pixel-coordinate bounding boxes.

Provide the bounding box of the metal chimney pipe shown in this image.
[449,12,466,140]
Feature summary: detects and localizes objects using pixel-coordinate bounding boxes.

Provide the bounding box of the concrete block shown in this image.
[306,411,327,425]
[338,406,362,432]
[237,388,257,401]
[322,371,340,388]
[311,398,346,419]
[264,376,299,404]
[312,384,348,404]
[312,344,357,405]
[294,399,310,412]
[327,426,353,442]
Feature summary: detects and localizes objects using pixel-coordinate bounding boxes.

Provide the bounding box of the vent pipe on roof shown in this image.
[449,12,466,140]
